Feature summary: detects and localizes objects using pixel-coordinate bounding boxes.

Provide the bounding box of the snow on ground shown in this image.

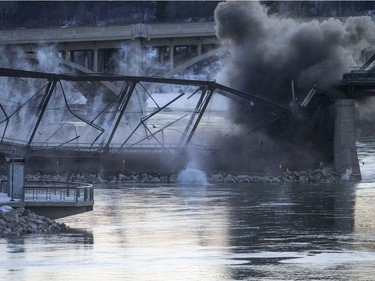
[0,192,12,203]
[0,205,12,212]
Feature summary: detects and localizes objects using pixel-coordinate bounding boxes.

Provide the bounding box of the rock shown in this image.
[0,207,69,238]
[151,177,161,183]
[298,175,308,183]
[169,174,177,183]
[224,175,236,183]
[97,176,107,183]
[15,207,25,215]
[27,222,38,233]
[237,175,250,183]
[211,173,223,182]
[2,228,11,236]
[131,175,139,182]
[18,168,339,187]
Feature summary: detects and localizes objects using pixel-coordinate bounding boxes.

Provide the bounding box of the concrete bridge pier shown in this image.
[169,43,174,70]
[334,99,361,181]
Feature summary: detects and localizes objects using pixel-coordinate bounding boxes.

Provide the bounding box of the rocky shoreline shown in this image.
[0,206,69,238]
[23,167,340,184]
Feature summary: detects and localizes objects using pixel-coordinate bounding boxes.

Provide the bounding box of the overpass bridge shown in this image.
[0,22,220,76]
[2,17,375,78]
[340,53,375,97]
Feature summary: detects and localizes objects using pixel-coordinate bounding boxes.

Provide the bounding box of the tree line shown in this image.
[0,1,374,29]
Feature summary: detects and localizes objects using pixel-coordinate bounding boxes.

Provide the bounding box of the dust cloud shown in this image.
[214,0,375,102]
[210,0,375,172]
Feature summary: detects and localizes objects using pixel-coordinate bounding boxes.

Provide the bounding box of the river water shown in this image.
[1,138,375,280]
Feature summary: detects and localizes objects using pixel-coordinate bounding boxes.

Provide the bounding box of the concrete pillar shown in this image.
[334,99,361,181]
[97,49,104,73]
[93,44,98,72]
[69,51,74,62]
[133,38,143,75]
[60,51,66,60]
[159,47,164,65]
[197,41,202,56]
[169,44,174,70]
[84,50,89,69]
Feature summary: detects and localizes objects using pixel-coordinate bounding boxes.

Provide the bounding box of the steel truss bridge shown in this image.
[340,53,375,97]
[0,68,290,161]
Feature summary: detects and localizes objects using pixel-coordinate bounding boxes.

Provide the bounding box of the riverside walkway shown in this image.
[0,181,94,219]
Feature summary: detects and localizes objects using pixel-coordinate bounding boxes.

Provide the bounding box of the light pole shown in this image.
[10,148,15,201]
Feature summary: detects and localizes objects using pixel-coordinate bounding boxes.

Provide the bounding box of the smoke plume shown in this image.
[214,1,375,103]
[211,1,375,172]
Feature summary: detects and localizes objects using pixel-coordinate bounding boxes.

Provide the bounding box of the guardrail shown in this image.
[0,138,187,151]
[342,70,375,82]
[0,138,219,157]
[21,181,94,203]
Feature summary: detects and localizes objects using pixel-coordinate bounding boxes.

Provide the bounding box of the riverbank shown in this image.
[21,167,339,184]
[0,206,68,238]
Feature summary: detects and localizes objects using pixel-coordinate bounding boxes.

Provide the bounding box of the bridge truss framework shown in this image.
[0,68,289,161]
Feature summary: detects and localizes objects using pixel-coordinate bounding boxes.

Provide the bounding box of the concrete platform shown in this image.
[0,181,94,219]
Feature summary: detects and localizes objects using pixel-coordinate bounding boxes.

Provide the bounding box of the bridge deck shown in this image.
[0,22,216,44]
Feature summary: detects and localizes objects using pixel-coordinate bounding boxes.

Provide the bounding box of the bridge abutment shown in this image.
[334,99,361,181]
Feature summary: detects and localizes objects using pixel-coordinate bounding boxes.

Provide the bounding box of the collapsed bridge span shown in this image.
[0,67,290,173]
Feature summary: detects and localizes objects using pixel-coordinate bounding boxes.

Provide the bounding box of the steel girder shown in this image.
[0,67,290,157]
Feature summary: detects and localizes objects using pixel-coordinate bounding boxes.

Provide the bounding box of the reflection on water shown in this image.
[354,183,375,239]
[0,182,375,280]
[357,130,375,182]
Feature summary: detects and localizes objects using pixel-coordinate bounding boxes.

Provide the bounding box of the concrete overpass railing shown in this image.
[0,22,216,44]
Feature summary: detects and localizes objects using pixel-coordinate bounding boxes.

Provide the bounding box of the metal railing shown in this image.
[20,181,94,203]
[0,137,219,157]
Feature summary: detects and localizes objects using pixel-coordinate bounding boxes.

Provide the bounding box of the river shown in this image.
[0,137,375,280]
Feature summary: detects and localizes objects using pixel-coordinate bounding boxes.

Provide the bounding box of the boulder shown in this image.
[0,207,69,238]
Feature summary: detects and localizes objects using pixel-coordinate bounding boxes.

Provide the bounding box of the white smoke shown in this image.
[0,45,101,144]
[207,1,375,171]
[112,42,161,76]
